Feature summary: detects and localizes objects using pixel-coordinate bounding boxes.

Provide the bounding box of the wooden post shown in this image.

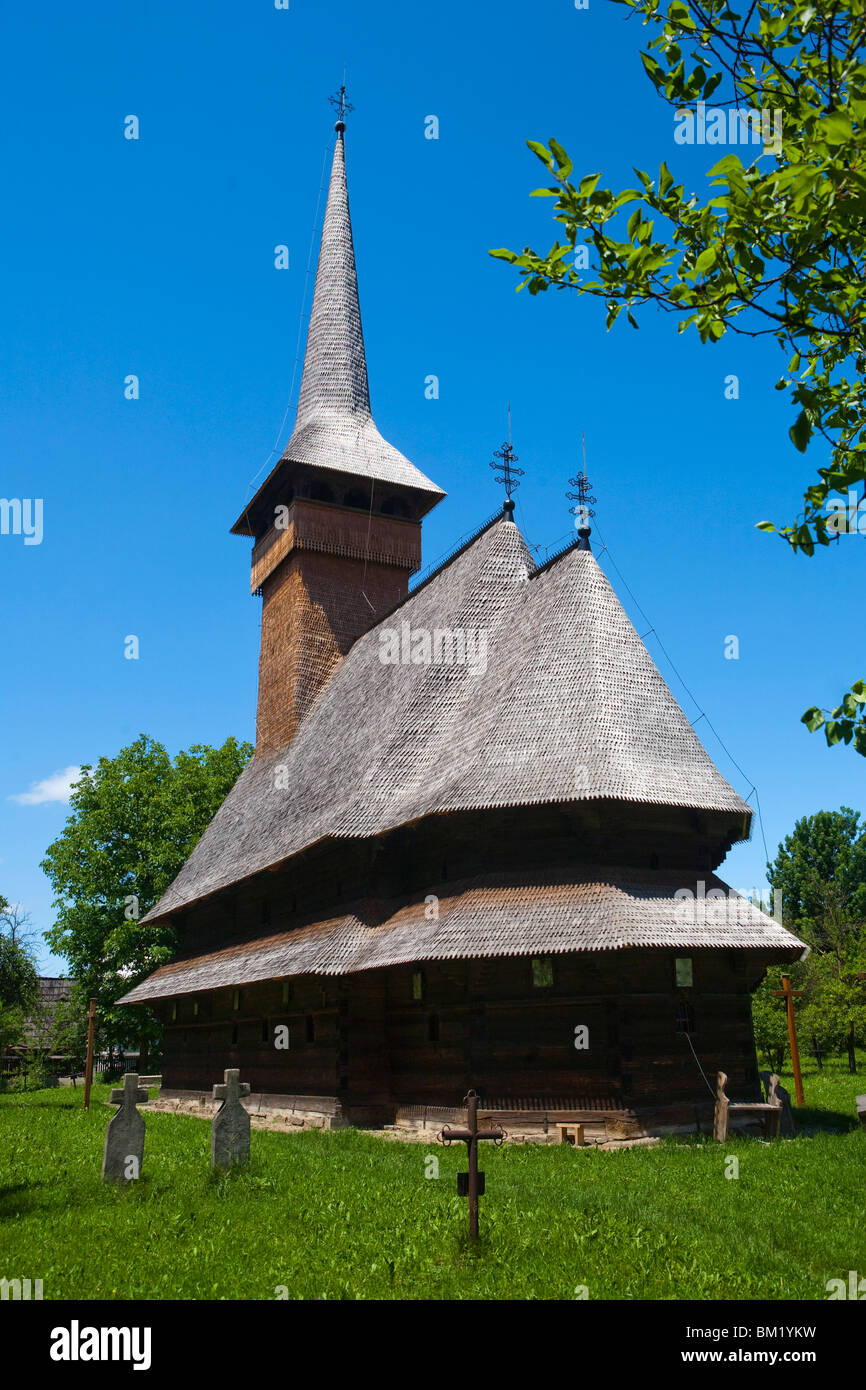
[83,999,96,1112]
[713,1071,730,1142]
[772,974,804,1107]
[467,1091,480,1241]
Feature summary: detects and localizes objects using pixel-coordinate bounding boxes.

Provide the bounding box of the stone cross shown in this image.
[211,1068,251,1169]
[102,1072,150,1182]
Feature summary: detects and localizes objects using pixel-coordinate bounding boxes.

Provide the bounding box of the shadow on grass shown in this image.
[0,1099,79,1109]
[794,1107,859,1134]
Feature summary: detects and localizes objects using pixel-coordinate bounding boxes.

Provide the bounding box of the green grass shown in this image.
[1,1055,863,1300]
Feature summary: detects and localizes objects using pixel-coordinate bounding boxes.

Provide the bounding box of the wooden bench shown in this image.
[555,1122,585,1147]
[713,1070,782,1142]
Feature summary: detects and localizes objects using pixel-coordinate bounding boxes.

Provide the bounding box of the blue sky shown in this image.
[1,0,859,973]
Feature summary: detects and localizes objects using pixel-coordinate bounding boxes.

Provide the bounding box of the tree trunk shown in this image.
[847,1022,857,1074]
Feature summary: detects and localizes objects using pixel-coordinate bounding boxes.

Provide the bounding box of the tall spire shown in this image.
[281,111,443,499]
[294,120,370,431]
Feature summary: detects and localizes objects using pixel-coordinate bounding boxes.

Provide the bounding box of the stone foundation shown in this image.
[151,1090,771,1145]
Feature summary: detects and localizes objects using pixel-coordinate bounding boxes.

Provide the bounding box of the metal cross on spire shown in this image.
[490,405,525,514]
[567,433,597,550]
[329,80,354,129]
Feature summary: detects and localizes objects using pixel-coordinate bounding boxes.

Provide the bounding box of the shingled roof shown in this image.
[136,513,753,929]
[121,868,803,1002]
[232,127,442,536]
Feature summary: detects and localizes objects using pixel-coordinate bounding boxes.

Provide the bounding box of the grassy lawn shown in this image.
[1,1055,863,1301]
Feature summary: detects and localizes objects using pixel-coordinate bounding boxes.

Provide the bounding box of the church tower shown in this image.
[232,106,444,753]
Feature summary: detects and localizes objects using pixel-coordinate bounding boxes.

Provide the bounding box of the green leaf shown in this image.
[789,411,813,453]
[579,173,601,196]
[526,140,554,169]
[756,521,777,532]
[549,138,573,179]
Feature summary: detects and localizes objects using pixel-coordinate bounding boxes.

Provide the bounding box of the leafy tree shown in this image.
[767,807,866,1070]
[491,0,866,752]
[41,734,253,1062]
[750,964,790,1073]
[0,1005,28,1056]
[0,933,38,1013]
[0,915,39,1061]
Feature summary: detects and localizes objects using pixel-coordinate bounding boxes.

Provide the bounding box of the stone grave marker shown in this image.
[102,1072,150,1182]
[211,1068,251,1169]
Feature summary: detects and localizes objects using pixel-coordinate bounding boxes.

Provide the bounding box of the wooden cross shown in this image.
[772,973,805,1106]
[109,1073,150,1110]
[438,1089,504,1241]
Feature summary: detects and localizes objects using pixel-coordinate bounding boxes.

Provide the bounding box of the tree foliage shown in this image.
[491,0,866,752]
[40,734,253,1053]
[766,806,866,1069]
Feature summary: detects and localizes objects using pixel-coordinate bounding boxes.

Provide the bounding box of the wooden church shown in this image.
[120,112,803,1140]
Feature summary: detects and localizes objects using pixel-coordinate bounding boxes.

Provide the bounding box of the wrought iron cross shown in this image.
[490,440,524,502]
[329,83,354,125]
[438,1089,505,1241]
[566,469,596,525]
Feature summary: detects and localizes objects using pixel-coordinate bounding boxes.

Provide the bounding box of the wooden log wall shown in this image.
[158,948,768,1113]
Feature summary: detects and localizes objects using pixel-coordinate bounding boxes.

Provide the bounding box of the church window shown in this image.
[532,958,554,989]
[412,969,425,1001]
[170,1002,177,1023]
[675,957,694,988]
[233,989,241,1011]
[192,1000,199,1018]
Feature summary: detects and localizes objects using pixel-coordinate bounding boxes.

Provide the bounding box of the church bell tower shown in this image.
[231,99,444,754]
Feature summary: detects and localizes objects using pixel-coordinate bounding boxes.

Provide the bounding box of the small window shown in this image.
[675,999,695,1034]
[233,989,241,1012]
[192,1000,199,1018]
[412,970,425,1001]
[170,1002,177,1023]
[428,1014,440,1043]
[675,957,694,988]
[532,958,554,989]
[305,1015,315,1044]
